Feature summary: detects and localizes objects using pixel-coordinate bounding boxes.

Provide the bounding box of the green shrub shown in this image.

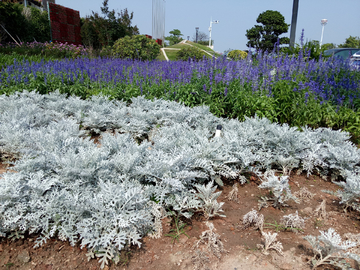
[112,35,160,61]
[176,46,206,61]
[0,2,50,44]
[42,42,88,59]
[227,50,248,60]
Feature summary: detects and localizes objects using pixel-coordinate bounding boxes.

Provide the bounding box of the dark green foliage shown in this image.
[112,35,161,61]
[0,2,50,44]
[165,29,183,46]
[176,46,207,61]
[246,10,290,51]
[338,35,360,48]
[80,0,139,49]
[282,40,330,61]
[321,43,336,50]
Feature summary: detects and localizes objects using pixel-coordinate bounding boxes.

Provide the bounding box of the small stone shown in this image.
[17,250,31,264]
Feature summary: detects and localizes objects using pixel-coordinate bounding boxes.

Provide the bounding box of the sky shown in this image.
[55,0,360,53]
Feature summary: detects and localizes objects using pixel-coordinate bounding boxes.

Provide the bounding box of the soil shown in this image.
[1,162,360,270]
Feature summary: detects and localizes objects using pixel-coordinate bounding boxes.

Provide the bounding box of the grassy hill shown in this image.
[157,40,222,61]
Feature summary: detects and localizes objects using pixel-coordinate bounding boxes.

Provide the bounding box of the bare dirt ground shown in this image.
[1,161,360,270]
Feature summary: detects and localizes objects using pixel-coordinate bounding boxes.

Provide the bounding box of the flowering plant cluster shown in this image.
[43,41,88,58]
[0,41,88,60]
[1,49,359,139]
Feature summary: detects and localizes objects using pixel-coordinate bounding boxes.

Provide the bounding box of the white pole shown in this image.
[320,19,327,48]
[208,19,212,47]
[320,25,325,47]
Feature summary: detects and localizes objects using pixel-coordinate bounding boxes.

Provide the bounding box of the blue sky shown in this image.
[56,0,360,53]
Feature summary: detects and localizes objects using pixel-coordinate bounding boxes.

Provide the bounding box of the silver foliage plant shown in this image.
[257,170,299,208]
[304,228,360,269]
[0,91,360,267]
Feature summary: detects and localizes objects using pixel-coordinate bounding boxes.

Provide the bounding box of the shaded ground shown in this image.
[1,162,360,270]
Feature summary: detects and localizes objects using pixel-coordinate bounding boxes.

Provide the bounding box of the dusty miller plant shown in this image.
[194,180,226,219]
[257,170,299,208]
[1,91,360,268]
[304,228,360,269]
[280,211,305,232]
[257,231,284,256]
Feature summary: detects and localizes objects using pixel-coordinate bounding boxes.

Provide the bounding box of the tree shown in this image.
[112,35,161,61]
[81,0,139,49]
[246,10,290,52]
[165,29,183,46]
[338,36,360,48]
[0,2,50,44]
[192,30,209,45]
[321,43,336,50]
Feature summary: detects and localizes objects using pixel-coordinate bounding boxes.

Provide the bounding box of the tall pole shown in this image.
[320,19,327,48]
[208,19,219,48]
[208,20,212,47]
[289,0,299,48]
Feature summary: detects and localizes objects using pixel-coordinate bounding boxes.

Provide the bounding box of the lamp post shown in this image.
[320,19,328,48]
[208,19,219,48]
[289,0,299,48]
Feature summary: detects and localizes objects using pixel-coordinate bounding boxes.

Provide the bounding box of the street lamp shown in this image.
[208,19,219,47]
[320,19,328,48]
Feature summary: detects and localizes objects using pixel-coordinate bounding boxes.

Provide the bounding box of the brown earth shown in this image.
[1,162,360,270]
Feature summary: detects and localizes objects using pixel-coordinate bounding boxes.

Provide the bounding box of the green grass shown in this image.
[158,41,220,61]
[185,41,222,57]
[163,49,180,61]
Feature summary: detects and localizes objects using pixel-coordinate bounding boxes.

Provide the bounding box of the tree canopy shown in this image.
[165,29,183,46]
[246,10,290,52]
[81,0,139,49]
[338,36,360,48]
[0,2,50,44]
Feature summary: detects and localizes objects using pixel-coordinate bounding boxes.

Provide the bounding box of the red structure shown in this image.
[49,3,81,45]
[145,34,162,46]
[155,39,162,46]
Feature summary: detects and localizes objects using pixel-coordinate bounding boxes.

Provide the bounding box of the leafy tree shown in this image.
[0,2,50,44]
[192,31,211,45]
[165,29,183,46]
[246,10,290,52]
[81,0,139,49]
[112,35,161,61]
[338,36,360,48]
[321,43,336,50]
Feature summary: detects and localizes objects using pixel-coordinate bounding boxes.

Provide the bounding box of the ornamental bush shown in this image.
[112,35,161,61]
[227,50,248,60]
[176,46,207,61]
